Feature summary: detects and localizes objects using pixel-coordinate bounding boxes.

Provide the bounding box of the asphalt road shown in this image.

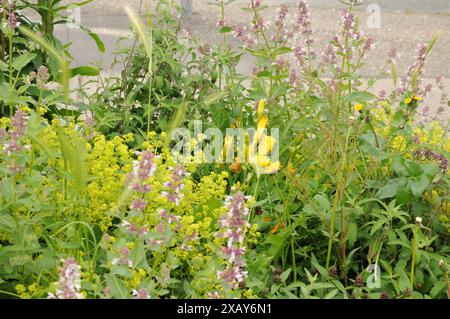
[54,0,449,120]
[73,0,450,15]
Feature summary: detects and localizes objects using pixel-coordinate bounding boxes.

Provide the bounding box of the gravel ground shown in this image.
[56,0,449,120]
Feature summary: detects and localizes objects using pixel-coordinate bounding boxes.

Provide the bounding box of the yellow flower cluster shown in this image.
[85,134,134,230]
[15,283,38,299]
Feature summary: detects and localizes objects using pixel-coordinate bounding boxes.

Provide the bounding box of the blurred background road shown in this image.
[53,0,449,119]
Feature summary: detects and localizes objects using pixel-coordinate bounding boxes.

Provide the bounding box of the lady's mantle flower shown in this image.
[47,258,84,299]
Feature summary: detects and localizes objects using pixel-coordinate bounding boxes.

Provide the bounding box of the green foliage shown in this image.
[0,0,449,299]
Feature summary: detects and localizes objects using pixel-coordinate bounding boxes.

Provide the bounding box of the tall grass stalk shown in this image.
[124,6,153,135]
[19,26,71,105]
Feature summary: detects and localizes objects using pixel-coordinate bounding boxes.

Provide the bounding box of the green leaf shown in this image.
[429,281,446,298]
[9,255,32,266]
[376,179,402,199]
[398,270,410,292]
[347,223,358,248]
[315,194,330,211]
[274,47,292,56]
[409,175,430,197]
[393,157,408,177]
[404,160,423,177]
[370,218,386,236]
[280,268,291,282]
[343,91,377,103]
[0,82,18,102]
[219,26,232,33]
[71,66,100,77]
[256,71,272,78]
[421,163,438,178]
[78,25,106,53]
[105,275,128,298]
[0,60,7,72]
[12,53,37,71]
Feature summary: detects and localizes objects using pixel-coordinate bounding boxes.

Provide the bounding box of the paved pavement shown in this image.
[54,0,449,121]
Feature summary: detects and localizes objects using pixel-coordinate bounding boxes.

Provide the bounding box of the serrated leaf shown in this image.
[347,223,357,247]
[370,218,386,236]
[9,255,32,266]
[429,281,446,298]
[12,53,37,71]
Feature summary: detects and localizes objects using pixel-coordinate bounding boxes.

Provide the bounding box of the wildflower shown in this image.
[380,291,389,299]
[128,151,156,192]
[132,288,150,299]
[130,198,147,212]
[286,162,297,175]
[292,1,315,61]
[248,0,262,9]
[217,192,251,288]
[378,90,387,101]
[387,47,399,63]
[275,58,288,71]
[271,223,280,234]
[233,25,246,39]
[2,110,27,156]
[120,220,148,237]
[293,46,306,65]
[162,164,188,206]
[207,291,220,299]
[251,16,269,32]
[321,44,337,67]
[112,247,133,267]
[415,148,448,173]
[260,160,281,174]
[275,4,288,27]
[405,97,412,105]
[47,258,84,299]
[1,0,21,29]
[415,217,423,225]
[229,162,241,174]
[355,103,363,112]
[354,274,364,287]
[216,18,230,28]
[362,38,374,57]
[329,265,338,277]
[36,66,49,89]
[7,11,20,28]
[413,95,422,101]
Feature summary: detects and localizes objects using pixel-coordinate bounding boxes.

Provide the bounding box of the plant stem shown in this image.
[410,224,419,291]
[326,127,351,270]
[9,33,13,117]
